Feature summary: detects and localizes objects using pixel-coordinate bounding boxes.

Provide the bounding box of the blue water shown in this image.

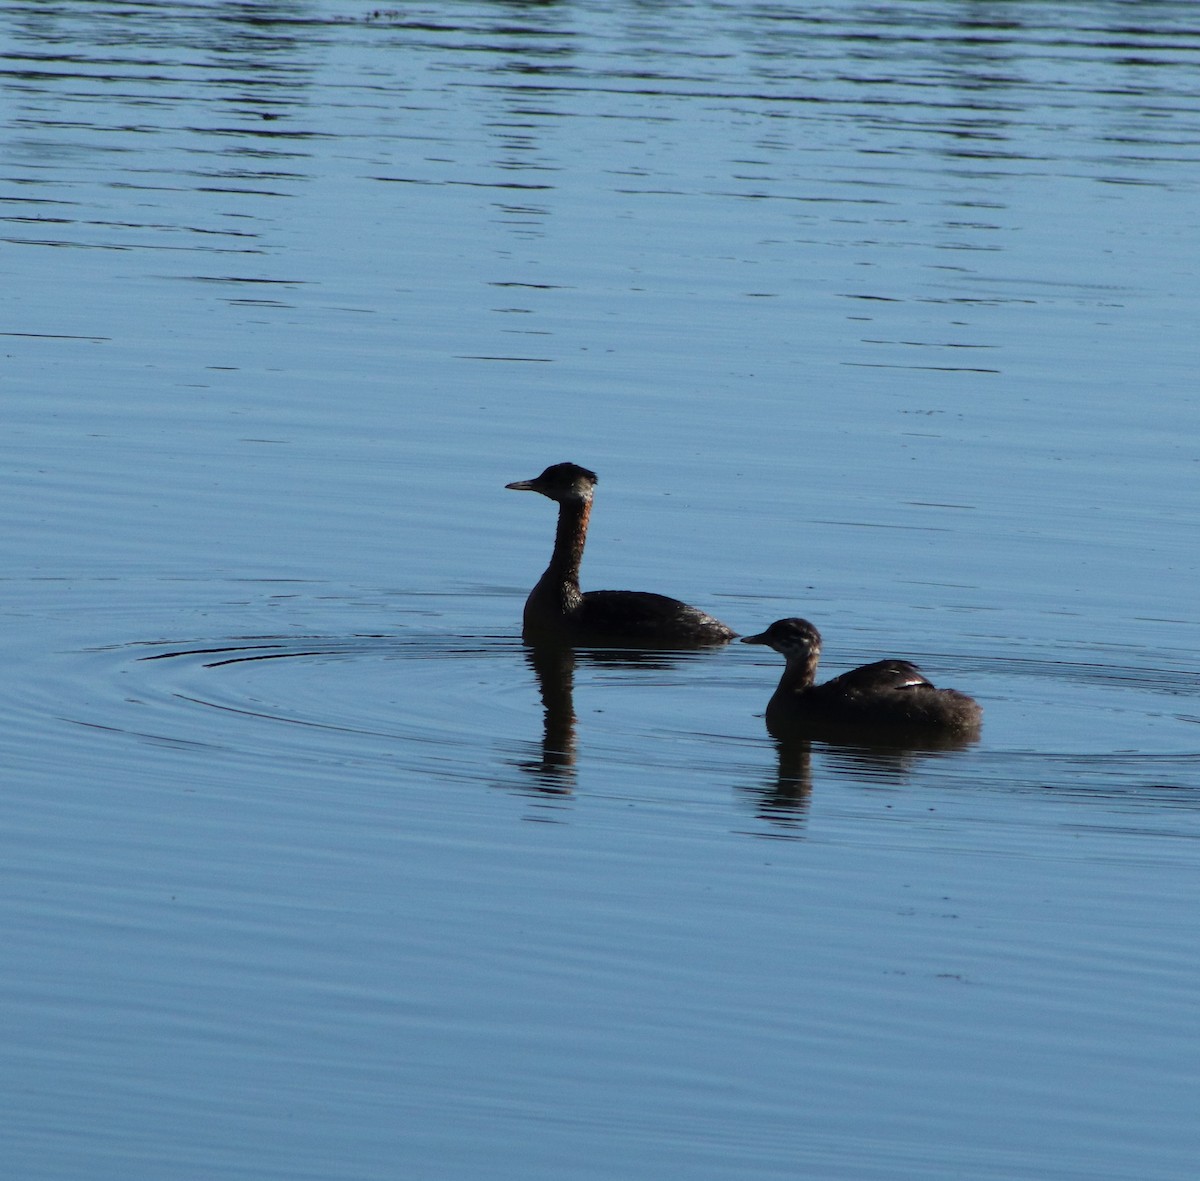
[2,3,1199,1179]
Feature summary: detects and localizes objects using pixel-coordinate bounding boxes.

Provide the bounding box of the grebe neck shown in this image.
[778,645,821,694]
[548,494,592,587]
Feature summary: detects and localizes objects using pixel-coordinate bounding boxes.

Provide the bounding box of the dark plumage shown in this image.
[741,617,982,740]
[506,462,735,647]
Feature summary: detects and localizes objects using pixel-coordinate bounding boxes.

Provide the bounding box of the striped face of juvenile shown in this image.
[741,617,822,658]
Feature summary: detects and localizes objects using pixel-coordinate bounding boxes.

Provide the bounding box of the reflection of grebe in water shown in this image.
[519,642,579,793]
[513,644,711,798]
[506,463,735,647]
[744,730,981,831]
[742,618,982,741]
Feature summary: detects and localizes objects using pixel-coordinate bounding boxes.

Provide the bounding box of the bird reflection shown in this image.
[743,725,980,830]
[509,640,695,797]
[514,641,579,793]
[745,735,814,827]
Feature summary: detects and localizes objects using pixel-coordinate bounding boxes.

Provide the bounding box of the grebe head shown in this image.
[741,618,822,659]
[506,462,598,503]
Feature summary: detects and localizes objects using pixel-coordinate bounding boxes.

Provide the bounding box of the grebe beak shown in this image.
[740,632,770,645]
[505,478,537,492]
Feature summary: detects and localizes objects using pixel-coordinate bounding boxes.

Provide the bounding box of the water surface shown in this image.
[2,3,1199,1179]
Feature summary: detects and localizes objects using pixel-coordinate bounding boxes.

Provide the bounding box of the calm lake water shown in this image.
[3,2,1199,1178]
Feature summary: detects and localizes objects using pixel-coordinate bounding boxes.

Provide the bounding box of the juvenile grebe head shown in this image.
[741,618,822,660]
[506,462,597,504]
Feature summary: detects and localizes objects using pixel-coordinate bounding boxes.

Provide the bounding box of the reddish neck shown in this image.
[547,494,592,588]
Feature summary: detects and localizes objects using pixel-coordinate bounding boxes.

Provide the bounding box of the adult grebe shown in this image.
[742,618,982,738]
[505,462,735,647]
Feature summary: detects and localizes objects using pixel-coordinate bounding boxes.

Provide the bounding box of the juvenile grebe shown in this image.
[506,462,735,646]
[742,618,982,738]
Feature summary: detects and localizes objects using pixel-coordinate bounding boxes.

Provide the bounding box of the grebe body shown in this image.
[506,462,735,647]
[742,618,981,739]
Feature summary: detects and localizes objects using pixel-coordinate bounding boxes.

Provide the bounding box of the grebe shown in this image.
[505,462,735,647]
[742,618,981,738]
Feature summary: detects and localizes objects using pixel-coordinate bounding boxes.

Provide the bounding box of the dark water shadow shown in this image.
[508,639,721,797]
[125,631,1200,821]
[512,641,578,795]
[742,725,981,832]
[132,631,731,803]
[741,735,815,829]
[138,632,465,667]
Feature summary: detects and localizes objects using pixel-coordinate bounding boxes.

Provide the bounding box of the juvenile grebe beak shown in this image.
[740,632,770,645]
[506,478,537,491]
